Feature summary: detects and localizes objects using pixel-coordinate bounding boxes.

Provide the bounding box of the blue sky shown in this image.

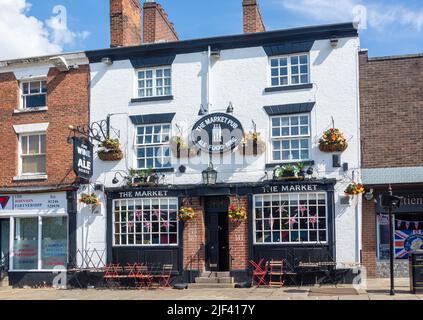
[1,0,423,60]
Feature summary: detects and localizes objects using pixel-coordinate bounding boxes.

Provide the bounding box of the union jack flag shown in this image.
[395,229,423,259]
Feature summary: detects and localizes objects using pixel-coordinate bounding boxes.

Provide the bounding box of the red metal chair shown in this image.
[267,260,285,288]
[135,264,153,290]
[158,264,174,289]
[249,259,269,288]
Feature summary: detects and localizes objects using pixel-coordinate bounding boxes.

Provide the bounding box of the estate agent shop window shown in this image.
[12,216,68,271]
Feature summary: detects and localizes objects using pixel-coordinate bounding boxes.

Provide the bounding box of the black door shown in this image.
[0,219,10,273]
[204,197,230,271]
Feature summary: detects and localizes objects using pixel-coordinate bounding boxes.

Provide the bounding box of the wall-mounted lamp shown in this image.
[112,172,126,185]
[330,37,339,48]
[226,102,234,114]
[202,163,217,185]
[364,188,374,201]
[101,57,113,66]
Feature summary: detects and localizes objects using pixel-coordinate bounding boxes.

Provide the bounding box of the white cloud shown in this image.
[280,0,423,32]
[0,0,90,61]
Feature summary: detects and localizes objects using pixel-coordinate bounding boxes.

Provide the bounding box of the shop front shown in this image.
[0,191,77,287]
[374,188,423,277]
[105,179,343,284]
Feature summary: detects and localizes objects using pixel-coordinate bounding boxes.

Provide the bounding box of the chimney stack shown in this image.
[110,0,141,47]
[143,1,178,43]
[243,0,266,33]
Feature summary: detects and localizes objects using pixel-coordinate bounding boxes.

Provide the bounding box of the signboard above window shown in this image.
[0,192,67,214]
[72,137,93,180]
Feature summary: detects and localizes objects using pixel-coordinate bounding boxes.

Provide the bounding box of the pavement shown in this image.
[0,278,421,300]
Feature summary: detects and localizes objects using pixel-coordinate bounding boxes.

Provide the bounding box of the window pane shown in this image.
[13,217,38,270]
[291,76,299,84]
[164,69,171,77]
[271,78,279,86]
[21,136,28,155]
[40,135,46,153]
[300,55,308,64]
[22,155,45,174]
[41,217,67,269]
[271,68,278,77]
[22,83,29,94]
[279,58,287,66]
[25,95,46,108]
[30,81,40,94]
[291,56,299,65]
[41,81,47,93]
[28,135,40,154]
[271,59,278,67]
[156,69,163,77]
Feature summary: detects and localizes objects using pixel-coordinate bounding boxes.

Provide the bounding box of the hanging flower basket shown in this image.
[170,136,199,158]
[178,207,196,221]
[318,128,348,153]
[273,163,306,181]
[80,193,101,206]
[344,183,365,196]
[98,138,124,161]
[98,149,123,161]
[228,204,247,221]
[238,132,266,156]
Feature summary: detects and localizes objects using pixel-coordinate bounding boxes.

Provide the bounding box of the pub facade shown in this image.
[81,0,363,284]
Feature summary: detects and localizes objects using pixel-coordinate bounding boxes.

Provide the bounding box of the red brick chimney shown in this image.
[243,0,266,33]
[143,1,178,43]
[110,0,141,47]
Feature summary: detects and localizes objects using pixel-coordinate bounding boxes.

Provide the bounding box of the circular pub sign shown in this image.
[191,113,244,153]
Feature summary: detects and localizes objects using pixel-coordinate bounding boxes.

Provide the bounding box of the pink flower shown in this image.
[285,216,298,226]
[127,221,134,231]
[297,205,308,216]
[308,216,317,228]
[135,210,143,220]
[144,222,152,231]
[161,221,174,230]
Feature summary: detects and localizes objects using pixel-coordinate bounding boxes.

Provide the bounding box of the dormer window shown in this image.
[137,67,172,98]
[21,79,47,109]
[270,54,309,87]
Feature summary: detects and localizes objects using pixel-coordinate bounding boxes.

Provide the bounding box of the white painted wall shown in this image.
[86,36,361,266]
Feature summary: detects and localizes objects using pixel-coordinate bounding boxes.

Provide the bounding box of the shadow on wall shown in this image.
[313,38,348,67]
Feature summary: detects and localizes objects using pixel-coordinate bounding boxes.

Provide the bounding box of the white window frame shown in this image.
[10,214,68,272]
[136,66,172,98]
[20,78,47,109]
[112,198,179,247]
[269,113,311,163]
[135,123,172,170]
[18,132,46,176]
[269,53,310,87]
[253,193,328,245]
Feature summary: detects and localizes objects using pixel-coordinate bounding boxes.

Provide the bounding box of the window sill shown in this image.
[265,161,315,169]
[13,174,48,181]
[264,83,313,93]
[130,95,174,103]
[13,107,48,114]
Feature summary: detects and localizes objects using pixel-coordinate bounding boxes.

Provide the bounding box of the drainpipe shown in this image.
[207,45,212,113]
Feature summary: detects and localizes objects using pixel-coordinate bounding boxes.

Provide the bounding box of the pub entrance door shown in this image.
[204,196,230,271]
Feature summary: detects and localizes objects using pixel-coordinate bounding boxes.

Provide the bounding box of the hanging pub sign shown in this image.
[73,137,93,180]
[191,112,244,153]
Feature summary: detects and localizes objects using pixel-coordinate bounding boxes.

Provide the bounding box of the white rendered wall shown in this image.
[86,37,362,265]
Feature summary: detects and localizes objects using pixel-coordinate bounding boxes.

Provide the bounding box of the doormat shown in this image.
[308,288,359,296]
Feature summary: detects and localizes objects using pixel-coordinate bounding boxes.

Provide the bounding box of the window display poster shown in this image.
[395,230,423,259]
[13,240,38,270]
[41,239,67,269]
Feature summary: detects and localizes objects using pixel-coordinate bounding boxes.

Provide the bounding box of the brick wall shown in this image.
[228,196,249,270]
[143,2,178,44]
[359,51,423,169]
[182,197,206,271]
[243,0,265,33]
[110,0,141,47]
[361,199,377,278]
[0,65,90,189]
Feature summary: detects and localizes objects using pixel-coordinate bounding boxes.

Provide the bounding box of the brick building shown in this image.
[0,53,89,286]
[360,50,423,278]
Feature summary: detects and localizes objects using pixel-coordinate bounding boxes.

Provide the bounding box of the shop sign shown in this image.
[395,230,423,259]
[115,190,172,199]
[0,193,67,213]
[191,113,244,153]
[377,193,423,213]
[258,184,319,194]
[73,137,93,180]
